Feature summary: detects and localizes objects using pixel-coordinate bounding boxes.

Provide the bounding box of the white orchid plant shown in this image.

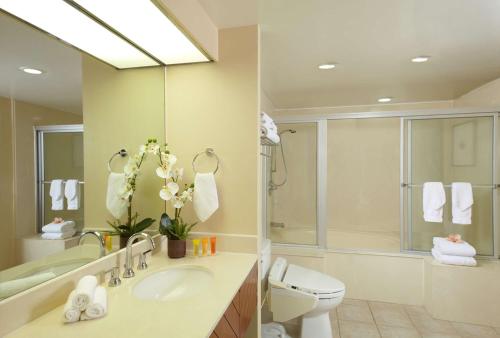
[107,139,159,237]
[155,142,197,240]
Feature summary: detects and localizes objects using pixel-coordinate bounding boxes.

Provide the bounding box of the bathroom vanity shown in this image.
[5,252,257,338]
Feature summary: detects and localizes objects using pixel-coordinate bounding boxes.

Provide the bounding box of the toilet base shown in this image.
[301,312,332,338]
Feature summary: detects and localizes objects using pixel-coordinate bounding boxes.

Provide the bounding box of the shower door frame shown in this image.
[35,124,84,233]
[400,113,498,258]
[271,108,500,256]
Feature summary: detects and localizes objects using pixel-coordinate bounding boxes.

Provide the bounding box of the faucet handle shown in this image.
[137,249,152,270]
[107,266,121,287]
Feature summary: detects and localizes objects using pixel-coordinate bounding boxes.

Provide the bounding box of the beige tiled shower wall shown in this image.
[327,118,401,251]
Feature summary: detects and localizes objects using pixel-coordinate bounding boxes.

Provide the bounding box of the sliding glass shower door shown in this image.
[403,115,496,256]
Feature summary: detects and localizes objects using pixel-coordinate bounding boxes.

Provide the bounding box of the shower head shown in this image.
[279,129,296,136]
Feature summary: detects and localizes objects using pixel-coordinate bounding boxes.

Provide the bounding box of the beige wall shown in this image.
[165,25,259,236]
[327,118,400,235]
[82,55,165,229]
[454,77,500,107]
[0,97,14,270]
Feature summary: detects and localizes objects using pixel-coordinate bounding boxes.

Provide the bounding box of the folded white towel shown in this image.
[423,182,446,223]
[106,173,129,219]
[41,230,76,240]
[193,173,219,222]
[432,248,477,266]
[452,182,473,224]
[83,286,107,319]
[63,290,81,323]
[432,237,476,257]
[42,220,75,233]
[72,275,98,311]
[49,179,64,211]
[261,125,280,144]
[0,272,56,300]
[65,179,80,210]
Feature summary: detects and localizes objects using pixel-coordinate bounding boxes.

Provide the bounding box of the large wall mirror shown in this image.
[0,11,165,300]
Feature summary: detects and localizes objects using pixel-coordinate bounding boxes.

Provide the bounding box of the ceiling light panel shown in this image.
[70,0,210,65]
[0,0,158,69]
[378,97,392,103]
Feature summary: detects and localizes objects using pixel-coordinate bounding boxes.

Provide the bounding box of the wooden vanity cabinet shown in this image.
[211,262,257,338]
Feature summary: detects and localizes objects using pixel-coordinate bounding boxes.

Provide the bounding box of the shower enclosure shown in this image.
[36,125,84,232]
[263,111,498,257]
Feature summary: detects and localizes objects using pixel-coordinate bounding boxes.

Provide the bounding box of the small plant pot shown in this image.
[168,239,186,258]
[119,235,130,249]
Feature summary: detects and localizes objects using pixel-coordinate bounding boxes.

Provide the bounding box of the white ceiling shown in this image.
[197,0,258,29]
[260,0,500,109]
[0,13,82,114]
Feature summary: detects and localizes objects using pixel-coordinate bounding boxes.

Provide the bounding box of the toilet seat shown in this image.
[283,264,345,299]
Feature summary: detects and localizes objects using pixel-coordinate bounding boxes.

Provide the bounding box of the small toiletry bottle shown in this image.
[210,236,216,256]
[201,237,208,256]
[105,234,113,252]
[193,239,200,257]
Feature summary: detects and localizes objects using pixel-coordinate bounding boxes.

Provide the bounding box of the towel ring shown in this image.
[107,149,128,173]
[192,148,219,174]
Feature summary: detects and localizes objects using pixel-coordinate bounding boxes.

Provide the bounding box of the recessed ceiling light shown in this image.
[318,63,336,70]
[411,56,430,63]
[19,67,44,75]
[378,97,392,103]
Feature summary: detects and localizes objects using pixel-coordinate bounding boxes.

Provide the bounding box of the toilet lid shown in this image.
[283,264,345,296]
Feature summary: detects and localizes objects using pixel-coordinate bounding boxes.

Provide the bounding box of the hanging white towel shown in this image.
[41,230,76,240]
[431,248,477,266]
[423,182,446,223]
[42,220,75,233]
[106,173,129,219]
[451,182,473,224]
[63,290,81,323]
[64,179,80,210]
[261,112,280,144]
[432,237,476,257]
[49,179,64,211]
[193,173,219,222]
[83,286,107,319]
[72,275,98,311]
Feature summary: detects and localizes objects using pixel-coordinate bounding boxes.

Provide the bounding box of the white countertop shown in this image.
[6,251,257,338]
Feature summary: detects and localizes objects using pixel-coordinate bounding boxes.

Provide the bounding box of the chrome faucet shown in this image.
[123,232,155,278]
[79,230,106,257]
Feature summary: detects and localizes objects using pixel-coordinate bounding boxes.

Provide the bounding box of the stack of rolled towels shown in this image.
[42,218,76,240]
[431,235,477,267]
[64,275,107,323]
[261,112,280,144]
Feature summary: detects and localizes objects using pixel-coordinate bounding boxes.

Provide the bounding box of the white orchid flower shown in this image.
[159,182,179,201]
[165,154,177,166]
[173,167,184,181]
[171,196,184,209]
[180,188,193,202]
[155,166,172,179]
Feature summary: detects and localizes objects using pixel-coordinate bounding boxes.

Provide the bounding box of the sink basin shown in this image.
[132,265,214,301]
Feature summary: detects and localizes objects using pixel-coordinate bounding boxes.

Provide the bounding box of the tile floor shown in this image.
[279,299,500,338]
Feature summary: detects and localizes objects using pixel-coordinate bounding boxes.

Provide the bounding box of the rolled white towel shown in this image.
[432,248,477,267]
[41,230,76,240]
[83,286,107,319]
[63,290,81,323]
[72,275,98,311]
[432,237,476,257]
[42,221,75,233]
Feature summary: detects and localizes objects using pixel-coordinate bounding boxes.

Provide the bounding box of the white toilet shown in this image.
[266,256,345,338]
